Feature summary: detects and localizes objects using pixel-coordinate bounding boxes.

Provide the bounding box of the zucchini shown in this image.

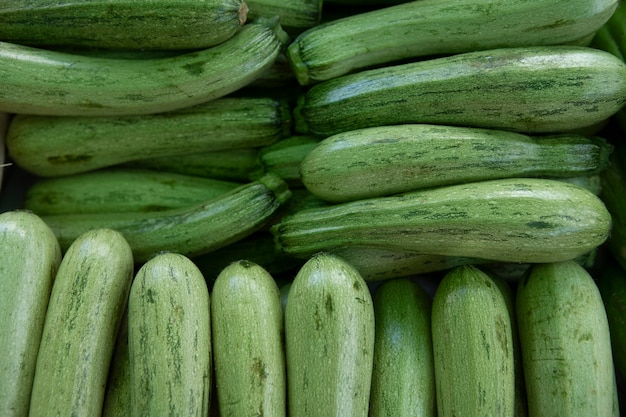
[285,253,375,417]
[29,228,134,417]
[600,138,626,270]
[7,96,291,177]
[0,18,289,116]
[272,178,611,263]
[516,260,619,416]
[246,0,321,35]
[42,173,291,263]
[0,210,62,417]
[300,124,612,202]
[287,0,618,84]
[24,168,240,215]
[294,46,626,136]
[369,278,436,417]
[102,310,130,417]
[128,252,212,417]
[211,260,286,417]
[431,265,515,417]
[255,135,321,187]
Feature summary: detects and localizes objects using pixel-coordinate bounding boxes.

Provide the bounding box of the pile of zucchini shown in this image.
[0,0,625,415]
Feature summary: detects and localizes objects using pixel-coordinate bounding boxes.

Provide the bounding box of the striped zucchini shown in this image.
[294,46,626,136]
[285,253,375,417]
[369,278,435,417]
[128,252,212,417]
[211,260,286,417]
[7,96,291,177]
[431,265,515,417]
[0,18,289,116]
[272,177,611,263]
[255,135,321,187]
[24,168,240,215]
[102,310,130,417]
[29,228,134,417]
[0,211,62,417]
[516,261,619,416]
[597,257,626,380]
[246,0,321,34]
[300,124,612,202]
[287,0,617,84]
[42,173,291,263]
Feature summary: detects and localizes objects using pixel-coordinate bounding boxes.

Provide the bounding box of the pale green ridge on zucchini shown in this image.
[285,253,375,417]
[431,265,515,417]
[287,0,618,84]
[271,178,612,263]
[42,173,291,263]
[211,260,286,417]
[0,18,289,116]
[128,252,212,417]
[294,46,626,136]
[7,96,292,177]
[516,261,619,417]
[300,124,613,202]
[102,310,130,417]
[0,211,62,417]
[29,228,134,417]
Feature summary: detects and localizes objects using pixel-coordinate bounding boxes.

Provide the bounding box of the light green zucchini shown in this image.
[431,265,515,417]
[29,228,134,417]
[0,18,289,116]
[42,174,291,263]
[102,310,130,417]
[211,260,286,417]
[0,211,62,417]
[246,0,321,34]
[516,260,619,417]
[285,253,375,417]
[369,278,435,417]
[128,252,212,417]
[300,124,613,202]
[24,168,240,215]
[8,96,291,177]
[255,135,321,186]
[287,0,617,84]
[272,178,611,263]
[294,46,626,136]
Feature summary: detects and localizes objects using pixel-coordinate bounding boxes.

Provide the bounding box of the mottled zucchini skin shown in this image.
[597,258,626,381]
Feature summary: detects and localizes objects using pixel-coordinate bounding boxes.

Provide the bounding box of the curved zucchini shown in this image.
[128,252,212,417]
[0,18,289,116]
[211,260,286,417]
[29,228,134,417]
[0,211,62,417]
[516,261,619,416]
[285,253,375,417]
[294,46,626,136]
[300,124,612,202]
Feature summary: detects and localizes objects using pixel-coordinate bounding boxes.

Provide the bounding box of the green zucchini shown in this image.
[0,18,289,116]
[29,228,134,417]
[255,135,321,187]
[0,210,62,417]
[102,310,130,417]
[24,168,240,215]
[285,253,375,417]
[272,178,611,263]
[246,0,321,34]
[431,265,515,417]
[294,46,626,136]
[300,124,613,202]
[8,96,291,177]
[42,173,291,263]
[128,252,212,417]
[600,138,626,270]
[516,260,619,416]
[369,278,436,417]
[211,260,286,417]
[287,0,617,84]
[597,257,626,379]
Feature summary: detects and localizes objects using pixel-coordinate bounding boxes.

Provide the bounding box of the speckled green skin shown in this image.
[295,46,626,136]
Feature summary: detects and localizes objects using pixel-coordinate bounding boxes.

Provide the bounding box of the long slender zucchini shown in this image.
[0,211,62,417]
[597,257,626,379]
[43,173,291,263]
[294,46,626,136]
[0,18,289,116]
[211,260,286,417]
[287,0,617,84]
[29,228,134,417]
[285,253,375,417]
[516,260,619,416]
[300,124,613,202]
[128,252,212,417]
